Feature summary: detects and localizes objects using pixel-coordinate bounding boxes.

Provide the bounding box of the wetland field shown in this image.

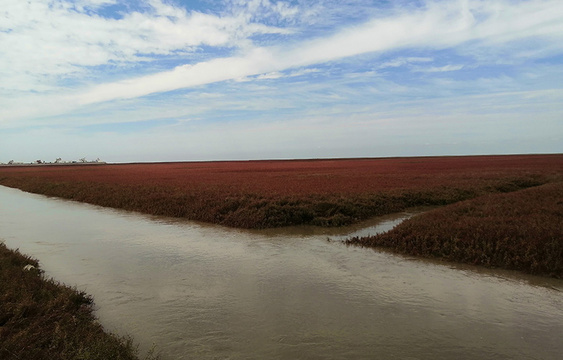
[1,154,562,276]
[1,154,563,359]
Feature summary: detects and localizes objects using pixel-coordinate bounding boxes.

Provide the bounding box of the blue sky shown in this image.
[1,0,562,163]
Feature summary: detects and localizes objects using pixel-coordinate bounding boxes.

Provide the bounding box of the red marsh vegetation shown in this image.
[0,155,562,229]
[346,182,563,278]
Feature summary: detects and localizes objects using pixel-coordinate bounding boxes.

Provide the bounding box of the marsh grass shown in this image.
[0,243,159,360]
[0,155,561,229]
[346,182,563,278]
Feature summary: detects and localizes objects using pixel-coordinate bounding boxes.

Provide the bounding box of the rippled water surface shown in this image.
[1,186,562,359]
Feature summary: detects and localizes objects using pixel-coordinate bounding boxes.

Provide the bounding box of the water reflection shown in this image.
[1,186,562,360]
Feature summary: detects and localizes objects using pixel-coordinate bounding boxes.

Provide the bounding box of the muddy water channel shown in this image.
[1,186,562,359]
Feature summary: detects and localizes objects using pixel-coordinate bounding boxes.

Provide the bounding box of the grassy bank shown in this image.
[346,182,563,278]
[0,242,156,360]
[1,155,562,229]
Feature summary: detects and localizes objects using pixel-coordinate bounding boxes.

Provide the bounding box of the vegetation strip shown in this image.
[346,182,563,278]
[0,155,562,229]
[0,243,157,360]
[1,155,562,277]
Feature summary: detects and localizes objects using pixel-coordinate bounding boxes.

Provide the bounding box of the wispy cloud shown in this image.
[1,0,562,161]
[0,0,288,92]
[28,0,549,108]
[379,57,434,69]
[414,64,465,73]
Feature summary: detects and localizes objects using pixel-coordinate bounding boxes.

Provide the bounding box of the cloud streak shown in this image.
[0,0,288,92]
[71,0,563,105]
[1,0,562,162]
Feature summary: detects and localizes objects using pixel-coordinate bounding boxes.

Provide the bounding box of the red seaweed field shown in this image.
[1,155,562,229]
[346,181,563,278]
[2,154,563,276]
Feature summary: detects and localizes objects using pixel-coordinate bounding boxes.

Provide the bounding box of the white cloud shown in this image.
[75,47,279,104]
[224,0,301,24]
[65,0,563,106]
[0,0,290,93]
[1,0,563,133]
[288,68,321,77]
[379,57,433,68]
[256,72,284,80]
[3,88,561,163]
[415,64,465,73]
[74,0,118,10]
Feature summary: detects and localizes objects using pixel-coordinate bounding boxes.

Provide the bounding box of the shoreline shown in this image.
[0,162,107,167]
[0,242,158,360]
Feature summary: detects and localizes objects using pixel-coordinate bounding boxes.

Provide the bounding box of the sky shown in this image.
[1,0,562,163]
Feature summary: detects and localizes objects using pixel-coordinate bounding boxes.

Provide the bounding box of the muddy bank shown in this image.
[0,242,158,360]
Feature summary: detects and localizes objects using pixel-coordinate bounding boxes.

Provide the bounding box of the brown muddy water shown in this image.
[1,186,562,360]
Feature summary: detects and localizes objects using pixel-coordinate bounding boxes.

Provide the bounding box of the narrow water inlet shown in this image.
[1,186,562,360]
